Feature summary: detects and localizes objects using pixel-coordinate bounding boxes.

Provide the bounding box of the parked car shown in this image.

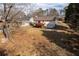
[44,22,56,29]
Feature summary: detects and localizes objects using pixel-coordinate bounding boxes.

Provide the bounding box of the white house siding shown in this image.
[29,17,35,23]
[21,21,30,27]
[0,30,2,32]
[21,23,30,27]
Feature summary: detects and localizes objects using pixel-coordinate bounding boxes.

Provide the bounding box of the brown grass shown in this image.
[0,27,78,56]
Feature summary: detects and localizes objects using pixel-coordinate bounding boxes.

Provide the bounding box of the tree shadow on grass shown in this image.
[41,29,79,56]
[0,48,8,56]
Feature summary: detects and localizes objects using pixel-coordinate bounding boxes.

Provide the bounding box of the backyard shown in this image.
[0,3,79,56]
[0,26,79,56]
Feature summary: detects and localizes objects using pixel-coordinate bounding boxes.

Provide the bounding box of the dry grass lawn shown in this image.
[0,26,78,56]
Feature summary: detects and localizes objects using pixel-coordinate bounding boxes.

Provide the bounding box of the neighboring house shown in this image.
[29,16,56,28]
[21,20,30,27]
[14,12,30,27]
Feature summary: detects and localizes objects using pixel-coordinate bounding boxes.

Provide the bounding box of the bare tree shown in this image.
[2,4,14,39]
[0,3,32,42]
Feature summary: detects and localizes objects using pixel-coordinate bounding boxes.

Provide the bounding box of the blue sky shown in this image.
[33,3,69,10]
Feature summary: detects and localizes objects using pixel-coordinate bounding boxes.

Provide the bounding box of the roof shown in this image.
[33,16,56,21]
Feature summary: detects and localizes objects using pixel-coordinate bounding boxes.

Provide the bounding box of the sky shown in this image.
[26,3,69,16]
[0,3,69,15]
[33,3,69,10]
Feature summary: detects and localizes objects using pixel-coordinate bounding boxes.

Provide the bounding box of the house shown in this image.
[14,12,30,27]
[21,20,30,27]
[29,16,56,28]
